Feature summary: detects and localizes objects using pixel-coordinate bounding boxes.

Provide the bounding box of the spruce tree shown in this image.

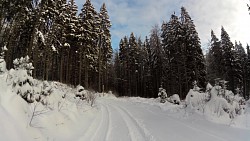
[150,25,163,97]
[207,30,223,83]
[4,0,35,69]
[161,14,186,98]
[180,7,207,92]
[79,0,100,88]
[98,3,112,92]
[144,36,154,98]
[234,41,246,94]
[64,0,79,85]
[137,37,146,97]
[220,27,235,92]
[246,44,250,99]
[128,32,139,96]
[118,37,129,96]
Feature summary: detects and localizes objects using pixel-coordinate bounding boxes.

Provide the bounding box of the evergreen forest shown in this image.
[1,0,250,100]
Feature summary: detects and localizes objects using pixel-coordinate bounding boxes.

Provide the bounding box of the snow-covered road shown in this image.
[77,97,250,141]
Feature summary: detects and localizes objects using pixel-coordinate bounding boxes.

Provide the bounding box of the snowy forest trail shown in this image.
[77,97,250,141]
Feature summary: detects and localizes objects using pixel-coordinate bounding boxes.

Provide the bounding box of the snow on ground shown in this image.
[0,72,250,141]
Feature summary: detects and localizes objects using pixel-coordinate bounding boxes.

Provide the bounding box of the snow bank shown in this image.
[0,71,96,140]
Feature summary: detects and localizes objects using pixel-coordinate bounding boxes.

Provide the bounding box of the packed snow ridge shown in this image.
[0,58,250,141]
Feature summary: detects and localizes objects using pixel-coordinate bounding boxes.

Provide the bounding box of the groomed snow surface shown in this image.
[0,73,250,141]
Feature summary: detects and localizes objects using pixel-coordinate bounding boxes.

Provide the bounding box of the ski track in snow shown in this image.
[109,104,154,141]
[103,104,112,141]
[77,105,103,141]
[116,105,156,141]
[90,103,110,141]
[87,98,156,141]
[106,104,133,141]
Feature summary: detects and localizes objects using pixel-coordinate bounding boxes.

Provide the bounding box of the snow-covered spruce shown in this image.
[158,86,167,103]
[9,56,53,104]
[11,69,35,103]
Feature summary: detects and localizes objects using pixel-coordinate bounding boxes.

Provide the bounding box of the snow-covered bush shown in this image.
[192,80,202,91]
[158,86,167,103]
[205,86,230,117]
[205,83,213,101]
[11,56,35,103]
[12,69,35,103]
[0,58,6,73]
[234,89,245,105]
[0,46,7,73]
[75,85,87,100]
[185,81,208,111]
[13,56,34,75]
[74,85,97,106]
[204,82,246,119]
[184,79,246,119]
[169,94,180,105]
[40,81,53,96]
[185,89,207,111]
[9,56,52,105]
[86,91,96,107]
[206,83,213,92]
[75,88,97,106]
[33,81,53,105]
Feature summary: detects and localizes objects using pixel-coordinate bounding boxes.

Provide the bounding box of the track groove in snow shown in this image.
[77,105,103,141]
[116,105,156,141]
[103,104,112,141]
[106,104,133,141]
[90,103,110,141]
[110,104,148,141]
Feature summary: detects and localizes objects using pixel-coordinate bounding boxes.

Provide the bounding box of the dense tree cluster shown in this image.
[114,7,250,99]
[0,0,112,91]
[207,28,250,99]
[114,7,207,99]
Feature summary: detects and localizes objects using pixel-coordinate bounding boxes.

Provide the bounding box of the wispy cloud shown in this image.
[75,0,250,50]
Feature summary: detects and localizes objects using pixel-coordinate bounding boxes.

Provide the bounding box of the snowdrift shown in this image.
[0,71,97,140]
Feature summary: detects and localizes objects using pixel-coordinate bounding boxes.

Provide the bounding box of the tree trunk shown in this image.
[60,53,64,83]
[84,55,89,88]
[79,51,82,85]
[98,36,102,92]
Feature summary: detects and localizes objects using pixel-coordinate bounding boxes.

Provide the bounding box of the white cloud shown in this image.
[182,0,250,48]
[76,0,250,49]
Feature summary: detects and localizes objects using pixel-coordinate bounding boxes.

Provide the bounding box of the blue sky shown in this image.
[75,0,250,51]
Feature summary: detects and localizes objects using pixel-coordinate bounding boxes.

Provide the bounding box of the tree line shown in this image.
[1,1,250,99]
[0,0,112,92]
[114,7,250,99]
